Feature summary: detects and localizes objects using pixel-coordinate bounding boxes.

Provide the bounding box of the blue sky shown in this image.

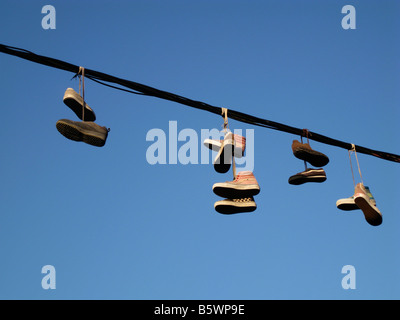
[0,0,399,300]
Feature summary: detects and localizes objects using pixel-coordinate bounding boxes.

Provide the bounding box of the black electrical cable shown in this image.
[85,76,148,96]
[1,43,399,163]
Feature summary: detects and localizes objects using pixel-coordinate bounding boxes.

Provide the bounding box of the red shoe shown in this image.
[212,171,260,199]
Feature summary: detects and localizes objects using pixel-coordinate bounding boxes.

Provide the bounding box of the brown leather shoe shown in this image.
[291,140,329,167]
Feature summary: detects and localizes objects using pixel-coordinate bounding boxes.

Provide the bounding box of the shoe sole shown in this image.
[293,148,329,167]
[214,200,257,214]
[63,88,96,122]
[354,193,382,226]
[205,138,244,157]
[288,174,326,185]
[213,142,233,173]
[56,121,106,147]
[204,139,222,152]
[336,200,359,211]
[212,183,260,199]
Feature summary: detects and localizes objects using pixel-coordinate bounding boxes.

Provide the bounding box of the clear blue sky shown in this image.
[0,0,399,300]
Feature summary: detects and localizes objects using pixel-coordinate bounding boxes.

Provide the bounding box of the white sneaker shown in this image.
[336,197,359,211]
[353,183,382,226]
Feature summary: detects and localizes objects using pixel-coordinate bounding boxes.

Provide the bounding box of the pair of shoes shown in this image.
[56,88,109,147]
[337,183,382,226]
[204,130,256,214]
[213,171,260,214]
[289,140,329,185]
[337,185,376,211]
[204,131,246,173]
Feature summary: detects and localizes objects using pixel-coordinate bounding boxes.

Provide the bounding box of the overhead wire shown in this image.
[0,43,399,163]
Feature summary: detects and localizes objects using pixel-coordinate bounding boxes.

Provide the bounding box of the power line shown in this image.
[1,43,399,163]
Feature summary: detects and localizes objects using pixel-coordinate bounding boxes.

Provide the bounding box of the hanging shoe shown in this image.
[212,171,260,199]
[291,140,329,167]
[204,133,246,158]
[63,88,96,121]
[336,197,359,211]
[213,132,246,173]
[337,187,376,211]
[288,168,327,185]
[214,197,257,214]
[56,119,109,147]
[353,183,382,226]
[203,138,222,152]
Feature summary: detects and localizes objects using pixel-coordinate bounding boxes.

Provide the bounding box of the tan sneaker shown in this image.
[212,171,260,199]
[292,140,329,167]
[63,88,96,121]
[56,119,109,147]
[214,197,257,214]
[353,183,382,226]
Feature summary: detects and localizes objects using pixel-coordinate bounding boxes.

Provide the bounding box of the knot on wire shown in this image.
[221,107,229,131]
[70,66,86,121]
[220,107,237,179]
[301,128,310,144]
[71,66,85,80]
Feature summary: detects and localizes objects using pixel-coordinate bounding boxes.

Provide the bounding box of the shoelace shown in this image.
[232,198,254,203]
